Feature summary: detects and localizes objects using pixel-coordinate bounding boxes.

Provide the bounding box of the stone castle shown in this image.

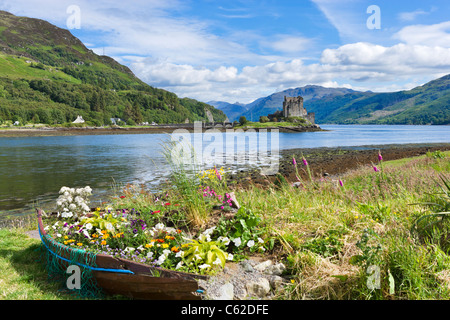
[268,96,315,124]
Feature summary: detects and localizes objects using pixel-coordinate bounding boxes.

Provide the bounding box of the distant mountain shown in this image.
[208,101,248,122]
[0,10,226,125]
[311,74,450,125]
[241,85,359,122]
[214,85,359,122]
[214,76,450,125]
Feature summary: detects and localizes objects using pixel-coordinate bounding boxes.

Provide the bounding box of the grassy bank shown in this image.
[108,148,450,299]
[0,227,74,299]
[235,150,450,299]
[233,120,321,131]
[1,149,449,300]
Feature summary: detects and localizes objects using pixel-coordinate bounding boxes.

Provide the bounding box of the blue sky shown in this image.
[1,0,450,103]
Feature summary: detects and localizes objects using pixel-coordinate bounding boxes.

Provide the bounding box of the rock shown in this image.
[267,275,285,291]
[212,282,234,300]
[234,286,248,300]
[254,260,273,272]
[240,261,255,273]
[228,192,240,209]
[292,182,302,188]
[246,278,271,298]
[265,263,286,276]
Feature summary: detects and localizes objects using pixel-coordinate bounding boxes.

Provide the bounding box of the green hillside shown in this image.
[0,11,226,126]
[215,76,450,125]
[238,85,358,123]
[310,74,450,125]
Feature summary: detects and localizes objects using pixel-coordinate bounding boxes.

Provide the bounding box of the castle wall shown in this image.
[283,96,315,124]
[306,113,315,125]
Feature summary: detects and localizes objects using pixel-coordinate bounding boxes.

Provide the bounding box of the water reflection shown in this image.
[0,125,449,220]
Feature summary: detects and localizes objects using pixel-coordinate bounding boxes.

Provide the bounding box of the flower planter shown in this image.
[37,209,206,300]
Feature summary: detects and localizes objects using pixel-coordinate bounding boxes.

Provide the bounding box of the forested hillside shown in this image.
[0,11,226,126]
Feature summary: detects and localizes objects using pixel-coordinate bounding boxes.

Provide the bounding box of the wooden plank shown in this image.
[117,258,208,281]
[93,272,201,300]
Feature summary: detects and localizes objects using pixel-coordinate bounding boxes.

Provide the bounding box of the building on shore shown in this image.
[267,96,315,124]
[72,115,85,124]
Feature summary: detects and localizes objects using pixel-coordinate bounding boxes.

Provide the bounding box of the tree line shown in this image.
[0,77,225,126]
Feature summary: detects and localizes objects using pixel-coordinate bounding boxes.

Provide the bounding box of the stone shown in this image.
[228,192,240,209]
[267,275,285,291]
[265,263,286,276]
[233,285,248,300]
[246,278,271,298]
[212,282,234,300]
[240,261,255,273]
[254,260,273,272]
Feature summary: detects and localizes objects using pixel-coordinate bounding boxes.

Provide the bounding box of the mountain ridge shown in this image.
[0,10,226,126]
[213,76,450,125]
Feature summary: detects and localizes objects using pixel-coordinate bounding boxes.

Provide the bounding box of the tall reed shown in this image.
[160,138,209,228]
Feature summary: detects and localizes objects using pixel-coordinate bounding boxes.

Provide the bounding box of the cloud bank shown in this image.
[1,0,450,103]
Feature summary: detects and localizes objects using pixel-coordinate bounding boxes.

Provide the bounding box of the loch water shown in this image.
[0,124,448,221]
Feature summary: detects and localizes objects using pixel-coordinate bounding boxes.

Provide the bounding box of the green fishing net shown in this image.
[39,232,104,299]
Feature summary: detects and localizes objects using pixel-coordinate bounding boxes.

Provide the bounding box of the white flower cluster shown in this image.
[231,236,265,252]
[56,186,92,218]
[146,223,177,237]
[198,226,216,242]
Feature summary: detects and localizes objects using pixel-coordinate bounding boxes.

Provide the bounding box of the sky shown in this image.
[1,0,450,104]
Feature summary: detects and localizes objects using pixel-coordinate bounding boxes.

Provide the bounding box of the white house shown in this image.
[110,118,125,125]
[72,115,85,124]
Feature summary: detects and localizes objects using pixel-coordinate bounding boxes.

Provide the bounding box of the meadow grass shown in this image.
[108,148,450,299]
[232,150,450,300]
[0,226,78,300]
[1,150,448,300]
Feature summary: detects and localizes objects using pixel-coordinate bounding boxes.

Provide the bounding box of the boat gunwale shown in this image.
[36,209,207,299]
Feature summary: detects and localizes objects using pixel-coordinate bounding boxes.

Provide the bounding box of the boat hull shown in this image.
[37,209,204,300]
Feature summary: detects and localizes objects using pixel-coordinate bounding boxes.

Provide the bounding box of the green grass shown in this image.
[231,151,450,299]
[235,121,312,129]
[1,150,449,300]
[0,227,77,300]
[0,53,81,83]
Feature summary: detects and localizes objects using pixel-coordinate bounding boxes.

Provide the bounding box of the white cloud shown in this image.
[261,35,313,54]
[398,7,436,22]
[129,40,450,103]
[1,0,450,104]
[398,9,429,22]
[321,42,450,69]
[394,21,450,47]
[311,0,370,42]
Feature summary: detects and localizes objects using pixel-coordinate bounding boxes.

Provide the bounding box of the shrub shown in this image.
[259,116,269,123]
[239,116,247,125]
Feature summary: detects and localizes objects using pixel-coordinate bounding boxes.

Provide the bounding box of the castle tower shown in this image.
[283,96,306,118]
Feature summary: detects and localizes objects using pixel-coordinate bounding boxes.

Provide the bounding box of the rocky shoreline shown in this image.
[226,142,450,187]
[199,142,450,300]
[0,123,324,137]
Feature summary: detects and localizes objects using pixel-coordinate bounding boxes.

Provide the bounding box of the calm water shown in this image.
[0,125,449,220]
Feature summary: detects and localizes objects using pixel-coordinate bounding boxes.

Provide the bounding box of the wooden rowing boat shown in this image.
[37,209,205,300]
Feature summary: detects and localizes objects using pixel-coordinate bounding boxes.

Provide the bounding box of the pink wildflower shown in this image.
[302,157,308,166]
[378,151,383,162]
